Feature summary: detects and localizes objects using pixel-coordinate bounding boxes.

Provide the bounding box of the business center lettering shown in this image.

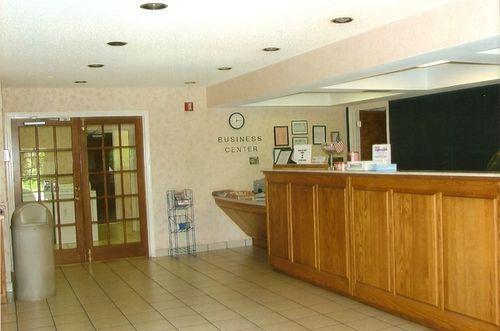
[218,135,262,153]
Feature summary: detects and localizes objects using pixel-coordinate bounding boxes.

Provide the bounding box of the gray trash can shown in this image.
[11,203,55,300]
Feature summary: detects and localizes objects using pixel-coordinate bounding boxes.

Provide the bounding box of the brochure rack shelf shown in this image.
[166,189,197,257]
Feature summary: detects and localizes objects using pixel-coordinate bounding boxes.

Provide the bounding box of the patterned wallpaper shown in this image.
[1,87,346,254]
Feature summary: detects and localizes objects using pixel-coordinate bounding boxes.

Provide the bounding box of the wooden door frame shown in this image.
[11,118,86,264]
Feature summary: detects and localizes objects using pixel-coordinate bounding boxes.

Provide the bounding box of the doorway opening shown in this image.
[11,116,148,264]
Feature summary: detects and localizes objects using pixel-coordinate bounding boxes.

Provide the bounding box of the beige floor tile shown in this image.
[346,317,392,330]
[177,324,219,331]
[55,321,96,331]
[91,316,131,329]
[295,314,341,329]
[200,308,242,322]
[354,305,388,316]
[159,306,197,318]
[245,312,289,326]
[213,317,258,330]
[1,312,17,323]
[374,312,410,326]
[16,300,49,312]
[125,311,165,324]
[279,306,319,320]
[190,301,228,313]
[309,301,349,314]
[17,316,54,330]
[53,311,91,325]
[98,325,135,331]
[315,325,356,331]
[398,322,433,330]
[49,304,86,316]
[327,309,370,323]
[151,298,186,310]
[262,299,303,311]
[167,314,208,328]
[134,319,176,331]
[262,321,308,331]
[181,295,217,305]
[0,322,18,331]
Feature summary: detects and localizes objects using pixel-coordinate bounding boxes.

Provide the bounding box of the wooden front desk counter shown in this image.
[264,170,500,331]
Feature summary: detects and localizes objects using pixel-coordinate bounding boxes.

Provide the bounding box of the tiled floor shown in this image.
[1,247,432,330]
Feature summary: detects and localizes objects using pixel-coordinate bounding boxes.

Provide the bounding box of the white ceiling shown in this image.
[0,0,455,87]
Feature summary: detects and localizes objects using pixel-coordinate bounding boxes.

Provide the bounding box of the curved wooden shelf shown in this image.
[213,192,267,249]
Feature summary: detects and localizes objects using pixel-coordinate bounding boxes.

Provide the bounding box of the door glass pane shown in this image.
[40,177,56,201]
[93,223,108,246]
[103,125,120,147]
[22,178,39,201]
[19,126,36,151]
[61,225,77,249]
[87,150,103,172]
[121,148,136,170]
[58,176,74,199]
[59,201,76,225]
[42,202,59,225]
[108,197,123,221]
[91,198,106,221]
[87,125,102,148]
[105,148,121,171]
[126,220,140,243]
[54,226,60,249]
[39,151,55,175]
[38,126,54,150]
[122,173,138,195]
[57,151,73,174]
[56,126,72,149]
[124,196,139,219]
[107,173,122,196]
[89,174,105,197]
[20,152,38,177]
[109,222,124,244]
[120,124,136,147]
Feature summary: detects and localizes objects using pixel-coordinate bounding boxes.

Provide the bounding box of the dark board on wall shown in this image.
[389,84,499,171]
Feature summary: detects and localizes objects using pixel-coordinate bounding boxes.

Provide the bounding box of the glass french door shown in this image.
[12,117,148,264]
[81,117,148,261]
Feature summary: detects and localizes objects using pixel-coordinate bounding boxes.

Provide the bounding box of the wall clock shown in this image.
[229,112,245,129]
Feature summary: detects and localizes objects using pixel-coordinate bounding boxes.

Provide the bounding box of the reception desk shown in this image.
[264,170,499,331]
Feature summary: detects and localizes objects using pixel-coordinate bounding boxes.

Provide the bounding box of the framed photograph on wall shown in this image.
[291,120,308,135]
[274,126,289,146]
[312,125,327,145]
[292,136,308,147]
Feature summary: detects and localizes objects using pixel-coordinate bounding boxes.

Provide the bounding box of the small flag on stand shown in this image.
[333,135,344,154]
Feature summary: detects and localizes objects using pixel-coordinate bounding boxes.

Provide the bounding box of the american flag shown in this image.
[333,135,344,154]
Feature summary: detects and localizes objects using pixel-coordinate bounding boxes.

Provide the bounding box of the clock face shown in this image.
[229,112,245,129]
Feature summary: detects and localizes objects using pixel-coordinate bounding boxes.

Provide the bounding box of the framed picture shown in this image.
[292,136,308,147]
[291,120,308,135]
[276,148,293,165]
[273,148,281,164]
[330,131,340,142]
[274,126,289,146]
[312,125,327,145]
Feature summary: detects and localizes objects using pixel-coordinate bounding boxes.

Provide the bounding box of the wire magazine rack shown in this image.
[166,189,197,257]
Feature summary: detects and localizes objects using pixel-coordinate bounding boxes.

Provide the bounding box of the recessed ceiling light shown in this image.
[140,3,168,10]
[477,47,500,55]
[218,67,232,71]
[417,60,450,68]
[262,47,280,52]
[107,41,127,46]
[184,81,196,85]
[330,17,353,24]
[88,64,104,68]
[74,81,87,84]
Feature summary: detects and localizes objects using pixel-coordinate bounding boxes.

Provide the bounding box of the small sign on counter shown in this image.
[372,144,391,164]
